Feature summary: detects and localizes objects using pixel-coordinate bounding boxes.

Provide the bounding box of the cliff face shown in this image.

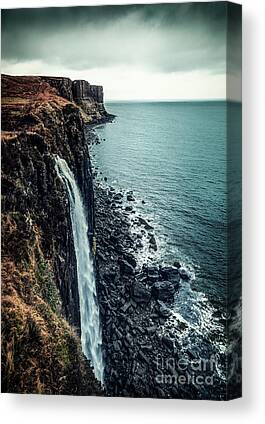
[41,76,111,123]
[1,74,103,394]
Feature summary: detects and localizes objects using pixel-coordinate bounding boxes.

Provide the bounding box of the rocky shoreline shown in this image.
[92,162,223,399]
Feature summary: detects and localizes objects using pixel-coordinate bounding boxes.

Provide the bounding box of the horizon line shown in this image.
[105,98,241,103]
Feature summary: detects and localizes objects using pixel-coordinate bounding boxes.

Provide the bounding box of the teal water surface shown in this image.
[92,101,241,309]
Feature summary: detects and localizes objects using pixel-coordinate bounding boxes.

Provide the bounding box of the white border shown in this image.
[1,0,265,423]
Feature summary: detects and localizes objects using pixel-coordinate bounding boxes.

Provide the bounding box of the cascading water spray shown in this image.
[55,156,104,383]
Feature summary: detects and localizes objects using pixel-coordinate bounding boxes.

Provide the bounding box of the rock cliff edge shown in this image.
[1,74,107,394]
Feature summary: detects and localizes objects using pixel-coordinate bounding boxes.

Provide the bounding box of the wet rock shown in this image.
[146,266,160,282]
[110,233,119,246]
[136,272,148,283]
[142,344,153,352]
[113,340,121,352]
[127,194,135,202]
[114,328,123,340]
[173,260,181,269]
[152,281,175,302]
[138,350,149,364]
[125,333,134,345]
[162,336,175,351]
[146,325,157,335]
[160,266,180,285]
[132,282,151,304]
[149,234,158,251]
[156,301,171,318]
[179,267,190,280]
[135,325,145,335]
[119,259,135,275]
[97,251,106,262]
[113,193,123,201]
[125,205,133,212]
[138,217,154,230]
[120,301,132,313]
[122,253,137,268]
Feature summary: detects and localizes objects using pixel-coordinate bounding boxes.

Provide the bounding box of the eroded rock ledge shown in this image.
[41,76,114,123]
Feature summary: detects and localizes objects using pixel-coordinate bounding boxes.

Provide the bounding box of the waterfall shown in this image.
[55,156,104,383]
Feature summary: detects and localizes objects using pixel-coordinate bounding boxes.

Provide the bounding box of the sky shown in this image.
[1,3,242,101]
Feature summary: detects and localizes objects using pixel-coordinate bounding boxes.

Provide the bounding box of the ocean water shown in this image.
[92,101,242,392]
[92,101,241,304]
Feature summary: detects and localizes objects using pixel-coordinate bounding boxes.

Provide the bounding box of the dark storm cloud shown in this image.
[1,2,241,74]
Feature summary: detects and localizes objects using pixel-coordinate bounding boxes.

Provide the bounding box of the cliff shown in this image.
[1,74,104,394]
[41,76,113,124]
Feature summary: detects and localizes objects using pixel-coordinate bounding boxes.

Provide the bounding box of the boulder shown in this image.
[179,267,190,280]
[120,301,132,313]
[146,325,157,335]
[152,281,175,302]
[173,260,181,269]
[97,251,106,262]
[110,233,119,245]
[138,350,149,364]
[138,217,154,230]
[136,272,148,283]
[146,266,160,282]
[132,282,151,304]
[160,266,180,285]
[113,192,123,201]
[156,301,171,318]
[162,335,175,351]
[127,194,135,201]
[149,234,158,251]
[142,344,153,352]
[122,252,137,268]
[119,259,135,275]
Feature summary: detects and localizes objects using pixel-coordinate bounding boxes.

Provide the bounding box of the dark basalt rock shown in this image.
[160,266,180,285]
[173,260,181,269]
[152,281,175,302]
[132,282,151,304]
[137,217,154,230]
[144,265,160,283]
[41,76,74,101]
[113,193,123,201]
[122,252,137,269]
[72,79,104,103]
[119,259,135,275]
[162,335,175,351]
[149,234,158,251]
[179,267,191,280]
[146,325,157,334]
[156,301,172,318]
